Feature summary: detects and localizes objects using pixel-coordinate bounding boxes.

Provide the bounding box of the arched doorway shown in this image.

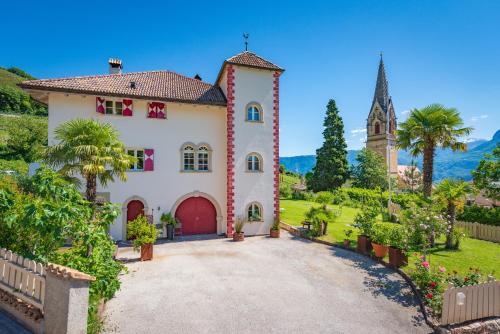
[126,200,144,240]
[175,197,217,235]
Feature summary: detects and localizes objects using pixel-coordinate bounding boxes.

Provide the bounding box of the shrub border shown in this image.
[279,222,439,330]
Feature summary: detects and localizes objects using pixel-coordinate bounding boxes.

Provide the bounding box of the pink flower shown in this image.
[430,282,437,289]
[421,261,430,268]
[438,266,446,273]
[426,293,433,299]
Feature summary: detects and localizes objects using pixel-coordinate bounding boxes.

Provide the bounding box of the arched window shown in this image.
[181,143,212,172]
[246,103,262,122]
[246,153,262,172]
[183,145,195,171]
[197,146,210,171]
[247,202,263,222]
[374,122,380,135]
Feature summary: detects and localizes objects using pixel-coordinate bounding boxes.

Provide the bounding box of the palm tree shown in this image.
[43,119,135,203]
[398,104,472,197]
[434,179,474,249]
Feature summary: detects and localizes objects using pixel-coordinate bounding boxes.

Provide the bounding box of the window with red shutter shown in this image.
[96,97,105,114]
[144,149,154,171]
[147,102,166,119]
[123,99,133,116]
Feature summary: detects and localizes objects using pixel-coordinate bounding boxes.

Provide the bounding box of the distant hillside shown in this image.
[0,67,47,115]
[280,130,500,181]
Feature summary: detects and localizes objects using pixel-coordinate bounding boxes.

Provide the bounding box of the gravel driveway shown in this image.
[104,231,430,334]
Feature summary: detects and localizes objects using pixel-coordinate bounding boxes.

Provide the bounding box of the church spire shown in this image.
[373,54,390,114]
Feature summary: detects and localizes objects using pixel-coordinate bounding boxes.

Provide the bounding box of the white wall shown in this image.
[232,66,275,235]
[48,93,227,240]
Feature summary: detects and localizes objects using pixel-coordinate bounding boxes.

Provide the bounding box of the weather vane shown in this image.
[243,33,249,51]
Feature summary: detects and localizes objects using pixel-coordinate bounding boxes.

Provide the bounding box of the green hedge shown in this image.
[457,205,500,226]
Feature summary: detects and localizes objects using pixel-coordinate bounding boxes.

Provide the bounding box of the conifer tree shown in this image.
[309,99,349,191]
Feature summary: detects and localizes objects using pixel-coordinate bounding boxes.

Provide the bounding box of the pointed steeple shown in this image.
[372,54,390,114]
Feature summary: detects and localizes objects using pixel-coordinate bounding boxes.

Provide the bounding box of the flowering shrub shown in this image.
[408,256,447,316]
[400,204,447,252]
[447,267,483,287]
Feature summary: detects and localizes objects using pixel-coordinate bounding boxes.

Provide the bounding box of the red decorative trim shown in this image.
[122,99,133,116]
[273,71,280,221]
[226,65,235,237]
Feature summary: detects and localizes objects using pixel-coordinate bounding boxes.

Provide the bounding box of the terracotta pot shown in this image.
[140,243,153,261]
[357,235,372,254]
[343,239,350,248]
[388,246,408,268]
[270,229,280,238]
[371,242,388,258]
[233,232,245,242]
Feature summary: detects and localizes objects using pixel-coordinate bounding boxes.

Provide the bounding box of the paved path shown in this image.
[0,311,31,334]
[104,232,431,334]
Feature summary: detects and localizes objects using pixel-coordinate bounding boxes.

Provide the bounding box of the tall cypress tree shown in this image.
[309,99,349,191]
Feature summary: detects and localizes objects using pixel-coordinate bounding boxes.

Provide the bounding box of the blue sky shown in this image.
[1,0,499,156]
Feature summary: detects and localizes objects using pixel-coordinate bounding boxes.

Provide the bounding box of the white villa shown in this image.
[20,51,284,241]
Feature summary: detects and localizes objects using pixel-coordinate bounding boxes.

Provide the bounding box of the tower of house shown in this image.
[217,51,284,236]
[366,55,398,175]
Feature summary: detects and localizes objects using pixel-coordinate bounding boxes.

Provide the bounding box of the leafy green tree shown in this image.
[351,148,388,190]
[398,104,472,197]
[472,143,499,200]
[43,119,135,203]
[0,115,47,161]
[309,99,349,191]
[434,179,474,249]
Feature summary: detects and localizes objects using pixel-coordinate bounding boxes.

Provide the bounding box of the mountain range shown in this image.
[280,130,500,181]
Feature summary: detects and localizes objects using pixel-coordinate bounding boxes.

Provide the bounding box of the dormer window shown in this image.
[106,101,123,115]
[246,103,262,122]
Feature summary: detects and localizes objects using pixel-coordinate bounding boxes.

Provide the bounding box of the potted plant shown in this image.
[270,217,280,238]
[343,229,353,248]
[370,223,390,258]
[233,217,245,242]
[127,215,159,261]
[160,212,177,240]
[388,224,408,267]
[352,206,377,254]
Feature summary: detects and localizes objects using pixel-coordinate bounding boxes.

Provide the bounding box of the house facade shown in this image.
[20,51,284,241]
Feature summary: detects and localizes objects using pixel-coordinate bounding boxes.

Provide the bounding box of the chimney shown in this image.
[108,58,122,74]
[194,74,202,81]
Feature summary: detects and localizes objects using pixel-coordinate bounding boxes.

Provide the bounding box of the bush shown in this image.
[315,191,334,204]
[457,205,500,226]
[127,215,159,251]
[0,159,28,175]
[279,183,292,199]
[305,205,334,237]
[371,223,393,245]
[352,206,378,236]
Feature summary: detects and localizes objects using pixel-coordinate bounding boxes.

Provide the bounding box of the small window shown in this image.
[246,104,262,122]
[247,154,262,172]
[105,101,123,115]
[374,122,380,135]
[197,146,209,171]
[128,149,144,171]
[183,146,195,171]
[247,202,262,222]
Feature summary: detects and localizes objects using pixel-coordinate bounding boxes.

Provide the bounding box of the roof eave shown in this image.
[215,61,284,85]
[18,84,228,108]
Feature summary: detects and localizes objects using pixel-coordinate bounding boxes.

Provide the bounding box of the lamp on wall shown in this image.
[456,292,466,306]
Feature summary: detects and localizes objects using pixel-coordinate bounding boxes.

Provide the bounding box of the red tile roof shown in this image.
[225,51,284,71]
[19,71,227,106]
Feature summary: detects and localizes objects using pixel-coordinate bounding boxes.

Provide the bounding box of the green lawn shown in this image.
[280,198,500,278]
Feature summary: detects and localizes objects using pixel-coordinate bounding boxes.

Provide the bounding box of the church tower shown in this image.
[366,55,398,176]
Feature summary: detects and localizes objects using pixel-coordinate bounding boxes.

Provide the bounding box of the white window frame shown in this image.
[180,143,212,172]
[246,202,263,222]
[245,102,263,123]
[127,148,144,171]
[246,153,263,172]
[182,145,196,171]
[105,100,123,115]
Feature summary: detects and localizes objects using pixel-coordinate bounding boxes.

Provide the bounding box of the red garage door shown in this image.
[175,197,217,235]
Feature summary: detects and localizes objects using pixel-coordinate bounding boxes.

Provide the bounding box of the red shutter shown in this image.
[144,149,154,171]
[96,97,105,114]
[148,103,157,118]
[157,103,166,119]
[123,99,133,116]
